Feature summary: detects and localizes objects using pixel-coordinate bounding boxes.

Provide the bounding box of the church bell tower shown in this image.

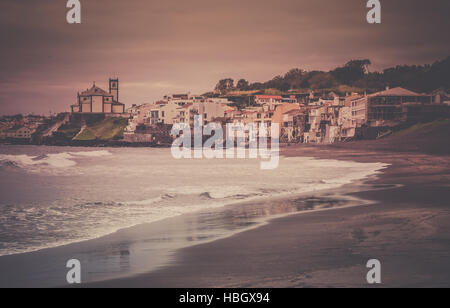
[109,78,119,102]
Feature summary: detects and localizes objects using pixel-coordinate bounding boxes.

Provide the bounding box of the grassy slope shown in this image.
[53,122,82,140]
[332,119,450,155]
[383,119,450,155]
[74,118,128,141]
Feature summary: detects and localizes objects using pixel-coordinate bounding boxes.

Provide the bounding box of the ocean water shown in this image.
[0,145,387,257]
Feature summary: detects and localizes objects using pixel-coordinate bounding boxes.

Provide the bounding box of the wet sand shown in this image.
[88,145,450,287]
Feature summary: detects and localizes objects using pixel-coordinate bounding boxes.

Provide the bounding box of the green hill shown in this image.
[74,117,128,141]
[332,119,450,155]
[381,119,450,155]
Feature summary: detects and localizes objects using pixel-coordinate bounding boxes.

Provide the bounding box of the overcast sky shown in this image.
[0,0,449,115]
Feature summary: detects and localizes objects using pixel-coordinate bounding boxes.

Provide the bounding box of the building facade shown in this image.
[71,78,125,114]
[1,126,33,139]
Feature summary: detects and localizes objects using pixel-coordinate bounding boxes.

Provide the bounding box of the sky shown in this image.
[0,0,449,115]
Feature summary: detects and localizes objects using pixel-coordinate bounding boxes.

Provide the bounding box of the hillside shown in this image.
[331,119,450,155]
[42,115,128,145]
[74,118,128,141]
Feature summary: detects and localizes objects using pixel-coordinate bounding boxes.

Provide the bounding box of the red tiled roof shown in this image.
[255,95,283,100]
[283,109,304,115]
[80,85,111,97]
[369,87,425,97]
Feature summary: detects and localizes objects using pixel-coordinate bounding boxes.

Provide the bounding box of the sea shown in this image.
[0,145,387,258]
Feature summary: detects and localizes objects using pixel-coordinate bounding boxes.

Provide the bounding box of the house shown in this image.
[338,106,354,139]
[432,90,450,106]
[254,95,283,106]
[195,101,227,125]
[272,103,302,135]
[303,106,327,143]
[154,102,179,125]
[349,95,368,128]
[3,126,33,139]
[71,78,125,114]
[282,95,298,104]
[365,87,433,127]
[174,103,194,125]
[280,109,306,143]
[0,122,9,139]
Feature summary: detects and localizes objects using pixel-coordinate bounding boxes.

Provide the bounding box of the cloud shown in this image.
[0,0,449,114]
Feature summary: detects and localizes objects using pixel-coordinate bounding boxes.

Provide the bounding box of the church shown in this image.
[71,78,125,114]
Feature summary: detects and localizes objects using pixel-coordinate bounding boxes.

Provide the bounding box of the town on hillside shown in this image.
[1,77,450,146]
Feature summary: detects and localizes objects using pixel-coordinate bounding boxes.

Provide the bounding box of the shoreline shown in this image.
[85,145,450,288]
[0,139,172,148]
[1,144,449,287]
[0,150,387,288]
[0,174,378,258]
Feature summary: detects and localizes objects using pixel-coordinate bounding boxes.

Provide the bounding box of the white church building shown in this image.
[71,78,125,114]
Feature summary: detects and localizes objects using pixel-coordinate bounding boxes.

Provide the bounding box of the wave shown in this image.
[0,150,112,172]
[70,150,112,158]
[0,153,389,257]
[0,160,20,169]
[199,192,213,199]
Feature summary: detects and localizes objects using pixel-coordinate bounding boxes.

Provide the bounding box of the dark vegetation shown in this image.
[211,56,450,96]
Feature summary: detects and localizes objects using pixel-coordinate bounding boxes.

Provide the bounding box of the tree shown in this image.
[284,68,304,81]
[283,68,306,89]
[331,59,371,85]
[248,82,264,91]
[308,72,336,89]
[215,78,234,94]
[236,79,249,90]
[265,75,291,92]
[211,56,449,95]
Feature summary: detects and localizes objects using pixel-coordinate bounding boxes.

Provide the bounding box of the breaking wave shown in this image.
[0,147,389,257]
[0,150,112,173]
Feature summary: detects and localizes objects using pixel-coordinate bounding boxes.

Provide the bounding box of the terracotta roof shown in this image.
[255,95,283,100]
[347,94,364,100]
[80,85,111,96]
[283,109,304,115]
[369,87,424,97]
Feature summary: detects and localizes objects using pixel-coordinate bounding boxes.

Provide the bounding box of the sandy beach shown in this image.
[1,131,449,288]
[82,141,450,288]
